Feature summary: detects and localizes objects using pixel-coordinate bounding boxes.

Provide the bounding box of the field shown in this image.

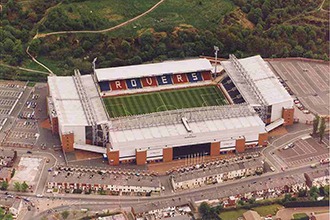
[103,86,227,118]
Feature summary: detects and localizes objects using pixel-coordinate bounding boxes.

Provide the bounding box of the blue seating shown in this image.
[187,72,203,83]
[126,78,142,89]
[99,81,110,92]
[156,74,173,85]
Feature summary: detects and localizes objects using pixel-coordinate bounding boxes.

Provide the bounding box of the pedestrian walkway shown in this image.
[276,206,329,219]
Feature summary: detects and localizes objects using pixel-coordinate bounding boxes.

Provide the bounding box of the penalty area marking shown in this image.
[107,103,132,117]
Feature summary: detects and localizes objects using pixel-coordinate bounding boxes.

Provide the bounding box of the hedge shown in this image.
[284,200,329,208]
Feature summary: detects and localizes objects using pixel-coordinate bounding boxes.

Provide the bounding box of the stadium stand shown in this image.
[187,72,203,83]
[141,77,158,87]
[110,80,127,91]
[172,73,188,84]
[99,81,110,92]
[221,76,245,104]
[126,78,142,89]
[96,59,213,95]
[156,74,173,85]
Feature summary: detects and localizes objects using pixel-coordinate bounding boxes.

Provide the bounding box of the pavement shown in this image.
[276,206,329,220]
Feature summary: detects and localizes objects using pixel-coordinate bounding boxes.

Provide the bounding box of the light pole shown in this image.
[214,46,219,78]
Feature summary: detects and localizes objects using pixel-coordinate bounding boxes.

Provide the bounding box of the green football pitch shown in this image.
[103,86,228,118]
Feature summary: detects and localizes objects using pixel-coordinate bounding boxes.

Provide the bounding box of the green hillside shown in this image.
[0,0,328,81]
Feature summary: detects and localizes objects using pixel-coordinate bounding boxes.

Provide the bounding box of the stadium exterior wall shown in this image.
[62,125,86,145]
[271,100,293,123]
[106,134,267,165]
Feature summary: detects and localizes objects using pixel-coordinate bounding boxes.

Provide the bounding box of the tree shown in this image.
[198,202,211,218]
[14,182,21,191]
[282,193,293,203]
[319,117,326,143]
[21,181,29,192]
[309,186,320,200]
[312,115,320,136]
[0,181,9,190]
[61,210,70,219]
[248,198,256,204]
[298,188,307,197]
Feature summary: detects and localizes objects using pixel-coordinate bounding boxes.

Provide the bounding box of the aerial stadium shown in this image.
[47,55,294,165]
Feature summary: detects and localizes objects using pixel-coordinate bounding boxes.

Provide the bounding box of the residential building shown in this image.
[304,168,330,187]
[170,158,264,191]
[47,168,161,196]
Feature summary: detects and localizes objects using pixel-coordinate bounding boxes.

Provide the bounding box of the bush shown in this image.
[292,213,309,220]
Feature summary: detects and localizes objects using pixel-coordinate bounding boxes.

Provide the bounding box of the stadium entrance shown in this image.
[173,143,211,160]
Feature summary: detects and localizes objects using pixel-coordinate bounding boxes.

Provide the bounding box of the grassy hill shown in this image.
[39,0,235,36]
[0,0,328,80]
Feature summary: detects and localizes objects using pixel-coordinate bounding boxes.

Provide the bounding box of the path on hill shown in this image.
[0,63,49,74]
[26,46,54,75]
[33,0,165,39]
[28,0,165,75]
[265,0,328,33]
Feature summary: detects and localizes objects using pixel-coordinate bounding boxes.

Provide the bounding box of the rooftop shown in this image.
[221,55,292,106]
[0,167,11,179]
[109,105,266,154]
[48,75,108,127]
[95,58,212,82]
[48,169,160,188]
[171,158,263,183]
[305,168,330,180]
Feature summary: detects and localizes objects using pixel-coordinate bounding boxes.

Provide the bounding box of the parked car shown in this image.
[310,163,317,168]
[302,110,310,114]
[270,167,275,172]
[26,151,32,154]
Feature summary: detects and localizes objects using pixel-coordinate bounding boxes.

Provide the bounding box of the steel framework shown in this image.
[228,54,268,121]
[109,104,256,131]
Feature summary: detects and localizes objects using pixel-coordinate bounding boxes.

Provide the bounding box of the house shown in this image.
[0,167,12,182]
[304,168,330,187]
[171,157,264,191]
[0,149,16,167]
[243,210,262,220]
[47,168,161,196]
[9,199,23,218]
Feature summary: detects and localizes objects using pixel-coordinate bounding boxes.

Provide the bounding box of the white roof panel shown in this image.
[109,114,266,156]
[95,58,212,82]
[221,55,293,106]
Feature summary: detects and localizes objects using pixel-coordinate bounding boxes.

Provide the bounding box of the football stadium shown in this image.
[47,55,294,165]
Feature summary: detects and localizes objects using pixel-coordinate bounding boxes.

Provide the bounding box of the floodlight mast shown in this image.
[214,46,219,78]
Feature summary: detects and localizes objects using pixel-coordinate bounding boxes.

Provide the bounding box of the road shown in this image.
[23,163,323,219]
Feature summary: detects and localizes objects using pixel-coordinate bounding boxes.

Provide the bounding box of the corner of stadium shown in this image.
[47,55,295,166]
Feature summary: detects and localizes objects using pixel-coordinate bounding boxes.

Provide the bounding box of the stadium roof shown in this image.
[95,58,213,82]
[221,55,292,106]
[48,75,108,127]
[108,105,266,156]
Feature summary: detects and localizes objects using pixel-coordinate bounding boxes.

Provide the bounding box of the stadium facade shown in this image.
[47,56,294,165]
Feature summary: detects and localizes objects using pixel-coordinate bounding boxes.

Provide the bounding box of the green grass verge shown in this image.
[292,213,309,220]
[23,57,68,75]
[103,86,227,117]
[252,204,282,216]
[27,82,36,87]
[219,209,248,220]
